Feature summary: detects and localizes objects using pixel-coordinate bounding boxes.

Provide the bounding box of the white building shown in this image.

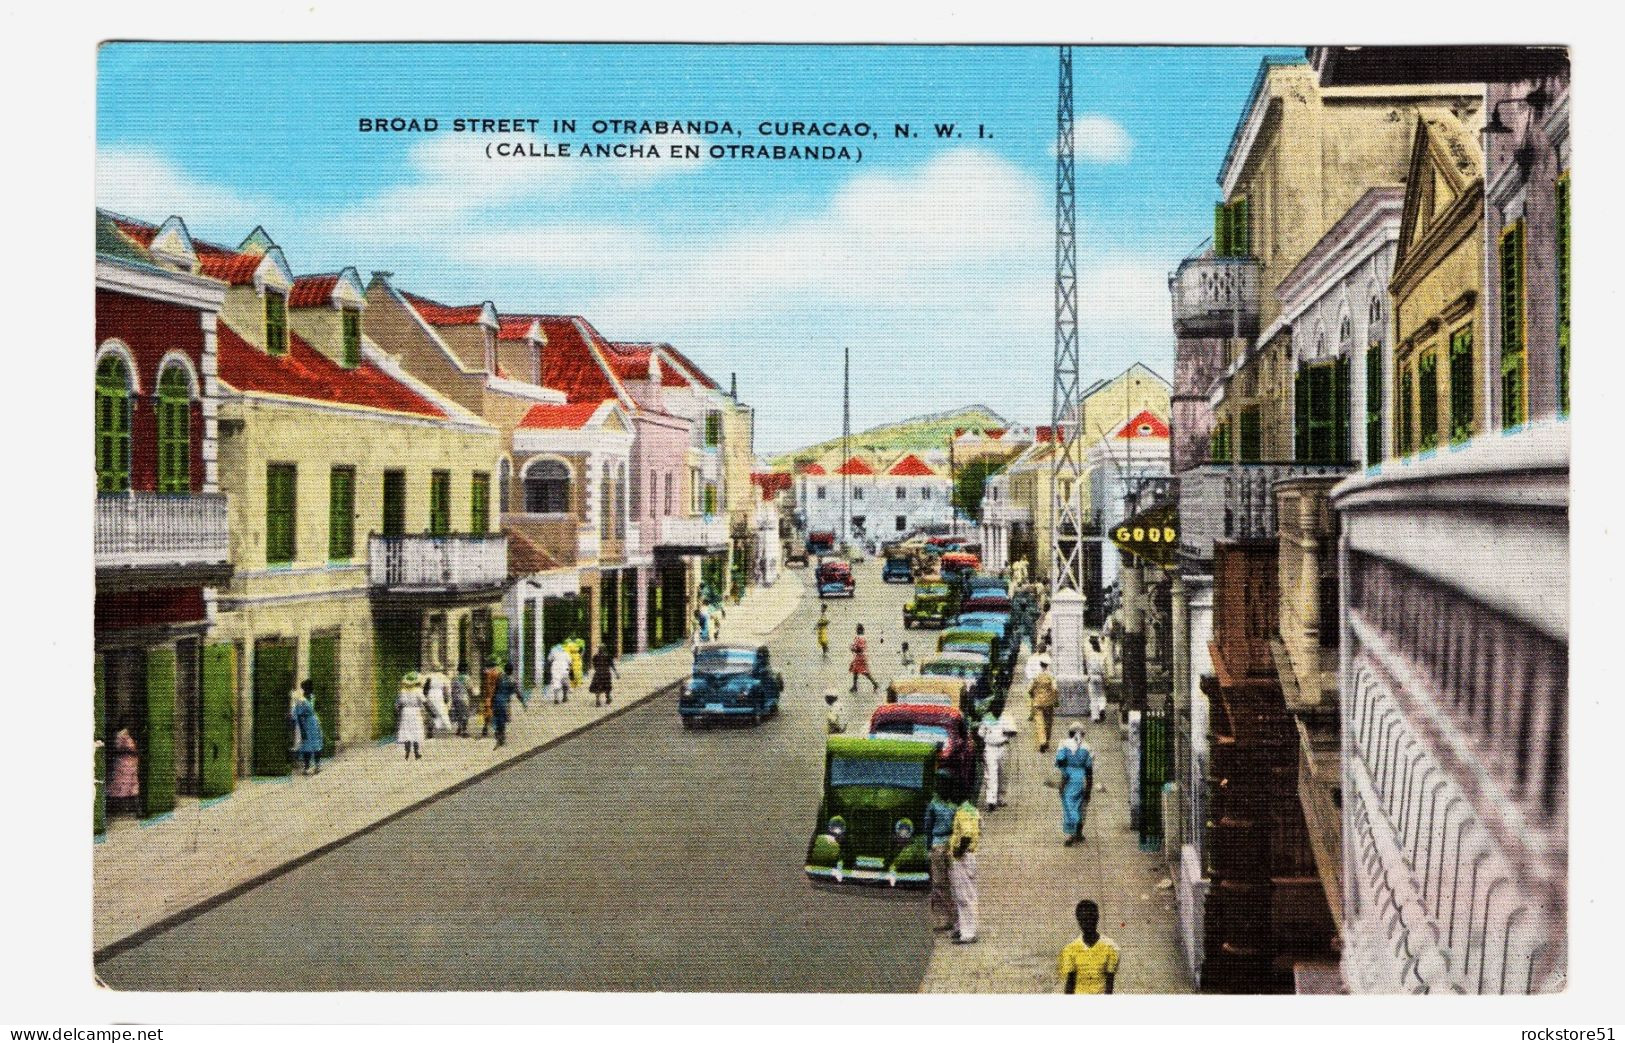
[797,453,951,546]
[1087,409,1171,598]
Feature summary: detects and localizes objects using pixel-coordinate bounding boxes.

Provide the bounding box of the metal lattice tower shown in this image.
[1049,44,1086,595]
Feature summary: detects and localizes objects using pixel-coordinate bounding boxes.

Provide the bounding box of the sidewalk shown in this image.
[94,572,806,955]
[919,652,1194,994]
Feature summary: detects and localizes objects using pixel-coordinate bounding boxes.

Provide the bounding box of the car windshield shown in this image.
[693,649,756,673]
[923,662,977,678]
[830,756,926,790]
[873,722,951,745]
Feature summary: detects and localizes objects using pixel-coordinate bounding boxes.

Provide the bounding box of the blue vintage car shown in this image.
[679,644,783,726]
[882,555,914,583]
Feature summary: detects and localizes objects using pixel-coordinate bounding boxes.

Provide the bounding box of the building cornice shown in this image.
[96,255,227,312]
[218,387,498,435]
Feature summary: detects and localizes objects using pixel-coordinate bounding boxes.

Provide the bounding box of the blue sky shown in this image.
[97,43,1299,453]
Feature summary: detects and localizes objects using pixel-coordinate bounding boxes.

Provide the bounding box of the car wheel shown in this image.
[682,717,694,730]
[751,712,761,726]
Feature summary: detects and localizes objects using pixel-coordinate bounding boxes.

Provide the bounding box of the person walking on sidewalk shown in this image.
[848,625,878,694]
[815,605,830,659]
[948,795,981,944]
[290,679,324,775]
[1059,899,1119,994]
[547,643,574,705]
[491,661,521,748]
[424,670,452,738]
[1028,658,1059,753]
[589,643,618,708]
[1055,722,1094,845]
[479,659,501,739]
[395,671,426,761]
[977,710,1017,810]
[923,779,958,934]
[449,664,471,737]
[108,722,141,816]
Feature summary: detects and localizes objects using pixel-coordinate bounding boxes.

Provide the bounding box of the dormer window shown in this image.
[484,329,497,374]
[341,308,361,369]
[265,289,288,356]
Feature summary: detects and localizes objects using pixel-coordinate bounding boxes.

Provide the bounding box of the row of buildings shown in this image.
[1121,47,1567,994]
[93,210,773,827]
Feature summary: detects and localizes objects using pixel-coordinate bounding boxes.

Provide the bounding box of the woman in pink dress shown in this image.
[849,624,878,694]
[108,724,140,816]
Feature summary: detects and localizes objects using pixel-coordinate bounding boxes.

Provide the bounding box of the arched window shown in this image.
[1339,314,1352,354]
[156,364,193,494]
[498,458,512,515]
[522,459,570,514]
[96,354,133,493]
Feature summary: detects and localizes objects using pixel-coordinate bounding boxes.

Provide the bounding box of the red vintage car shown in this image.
[940,551,981,578]
[816,558,855,598]
[866,702,978,797]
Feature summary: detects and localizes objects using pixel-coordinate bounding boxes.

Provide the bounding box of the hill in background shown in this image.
[767,405,1009,470]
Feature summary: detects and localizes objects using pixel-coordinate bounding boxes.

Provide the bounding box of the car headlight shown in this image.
[893,818,915,842]
[828,815,847,840]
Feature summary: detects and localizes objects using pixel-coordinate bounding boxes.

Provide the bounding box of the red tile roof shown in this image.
[517,401,605,430]
[887,453,937,477]
[985,428,1006,440]
[505,526,562,577]
[603,343,655,381]
[495,316,541,342]
[109,215,268,285]
[659,346,721,390]
[834,456,875,476]
[1115,410,1170,439]
[217,323,447,419]
[401,290,490,327]
[752,471,793,499]
[798,462,827,476]
[288,273,340,309]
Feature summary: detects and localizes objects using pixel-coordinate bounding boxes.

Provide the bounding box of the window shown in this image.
[523,459,570,514]
[156,364,191,494]
[664,472,674,515]
[265,289,288,356]
[1238,408,1261,462]
[853,487,865,501]
[1213,197,1250,257]
[1556,172,1570,415]
[429,470,451,535]
[1209,420,1230,463]
[816,485,826,500]
[1449,325,1475,445]
[705,411,722,447]
[1500,219,1527,429]
[1397,365,1415,457]
[921,488,931,501]
[471,472,490,535]
[1365,342,1383,465]
[1417,348,1439,452]
[329,466,355,560]
[1296,362,1343,463]
[266,463,297,565]
[498,458,511,515]
[95,354,133,493]
[896,515,907,532]
[382,469,406,536]
[703,483,717,515]
[340,309,361,369]
[896,487,906,501]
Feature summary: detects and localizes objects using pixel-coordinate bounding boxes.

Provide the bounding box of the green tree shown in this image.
[954,458,1004,523]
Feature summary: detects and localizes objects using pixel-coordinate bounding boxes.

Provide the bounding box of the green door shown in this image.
[374,614,419,739]
[491,615,511,670]
[94,653,106,835]
[200,643,236,798]
[521,602,537,690]
[382,470,406,537]
[309,633,339,756]
[144,645,178,816]
[252,639,294,776]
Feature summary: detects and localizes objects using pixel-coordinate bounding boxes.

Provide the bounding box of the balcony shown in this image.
[1170,255,1260,340]
[95,492,231,589]
[1274,475,1343,712]
[657,514,729,553]
[367,534,508,601]
[1332,423,1567,994]
[981,500,1032,525]
[1178,461,1355,565]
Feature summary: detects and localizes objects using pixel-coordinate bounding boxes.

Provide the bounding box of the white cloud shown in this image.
[97,147,274,236]
[1051,114,1134,164]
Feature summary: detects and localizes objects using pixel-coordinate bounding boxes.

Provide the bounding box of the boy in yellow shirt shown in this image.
[1058,899,1119,994]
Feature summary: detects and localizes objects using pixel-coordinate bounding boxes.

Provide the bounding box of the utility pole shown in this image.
[1049,44,1089,717]
[841,346,851,548]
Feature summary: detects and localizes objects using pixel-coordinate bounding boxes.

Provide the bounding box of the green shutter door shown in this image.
[94,653,106,835]
[374,614,419,739]
[1231,198,1250,257]
[309,634,339,757]
[429,471,450,535]
[251,639,294,776]
[491,615,511,669]
[1366,344,1383,465]
[200,643,236,798]
[521,602,537,690]
[144,646,177,817]
[1294,369,1310,460]
[1214,202,1230,257]
[383,470,406,537]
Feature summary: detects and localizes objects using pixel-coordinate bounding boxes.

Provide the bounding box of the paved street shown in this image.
[96,559,935,992]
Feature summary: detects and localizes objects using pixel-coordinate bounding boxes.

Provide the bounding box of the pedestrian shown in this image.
[589,643,618,707]
[948,794,981,944]
[491,661,520,748]
[290,679,324,775]
[396,671,426,760]
[479,658,501,738]
[698,603,712,643]
[424,670,452,737]
[923,778,958,933]
[449,663,472,737]
[1059,899,1120,994]
[712,600,725,640]
[547,642,573,704]
[1086,636,1107,722]
[691,607,706,654]
[1028,658,1059,753]
[108,722,140,816]
[815,605,830,659]
[1055,722,1094,845]
[823,690,847,735]
[977,710,1017,810]
[899,640,915,673]
[848,624,878,694]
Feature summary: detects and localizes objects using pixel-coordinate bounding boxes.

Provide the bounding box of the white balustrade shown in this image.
[367,534,508,591]
[94,492,230,571]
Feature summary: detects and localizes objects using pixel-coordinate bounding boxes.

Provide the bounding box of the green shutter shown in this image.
[1239,408,1261,463]
[1366,344,1383,465]
[1556,173,1570,415]
[309,634,339,757]
[1334,355,1351,462]
[200,643,236,798]
[94,653,106,835]
[1500,221,1527,429]
[1449,325,1475,445]
[382,470,406,537]
[251,640,294,776]
[266,464,297,565]
[1231,197,1250,257]
[156,366,191,494]
[1418,349,1439,451]
[492,615,511,669]
[329,466,355,561]
[341,309,361,369]
[265,290,288,356]
[144,646,177,817]
[1397,366,1415,457]
[1214,202,1230,257]
[96,356,133,494]
[429,471,451,536]
[471,472,490,536]
[1294,368,1310,461]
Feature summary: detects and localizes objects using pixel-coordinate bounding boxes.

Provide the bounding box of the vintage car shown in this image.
[816,558,855,598]
[938,627,1012,685]
[881,553,914,584]
[867,703,978,797]
[885,675,971,714]
[806,530,837,557]
[964,574,1009,598]
[940,551,981,579]
[952,611,1011,641]
[805,736,939,888]
[902,581,953,628]
[679,644,784,726]
[961,593,1014,616]
[920,651,1000,718]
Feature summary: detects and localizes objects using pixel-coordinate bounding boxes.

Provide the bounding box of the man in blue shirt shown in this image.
[923,775,959,933]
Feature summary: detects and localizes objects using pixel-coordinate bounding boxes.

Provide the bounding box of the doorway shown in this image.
[251,637,295,776]
[308,632,340,756]
[382,469,406,537]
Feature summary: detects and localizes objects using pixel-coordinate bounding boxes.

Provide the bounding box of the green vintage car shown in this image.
[804,736,939,888]
[938,627,1013,689]
[902,581,954,629]
[921,650,1002,718]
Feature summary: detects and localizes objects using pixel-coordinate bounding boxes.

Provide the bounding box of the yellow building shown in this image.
[207,239,504,774]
